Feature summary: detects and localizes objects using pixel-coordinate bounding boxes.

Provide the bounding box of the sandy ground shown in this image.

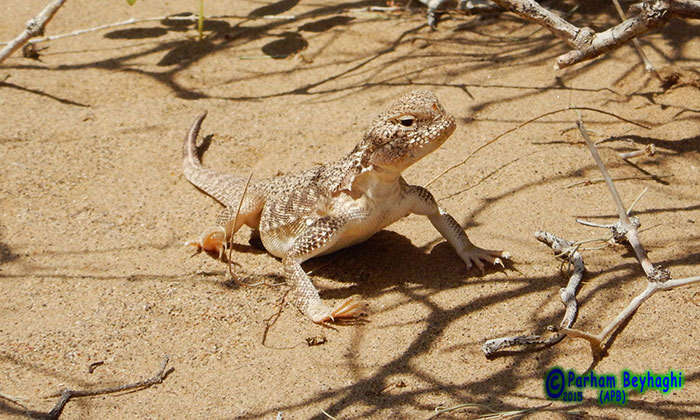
[1,1,698,418]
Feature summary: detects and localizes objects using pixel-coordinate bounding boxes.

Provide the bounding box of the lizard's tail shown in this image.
[183,111,208,171]
[182,111,243,207]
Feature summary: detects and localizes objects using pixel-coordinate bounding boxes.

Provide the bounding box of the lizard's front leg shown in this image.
[405,184,509,272]
[282,216,364,324]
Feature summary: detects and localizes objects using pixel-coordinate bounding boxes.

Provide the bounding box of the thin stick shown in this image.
[227,169,255,282]
[45,356,172,419]
[0,14,297,47]
[577,119,629,223]
[564,175,671,188]
[576,219,613,229]
[482,231,584,356]
[610,0,656,73]
[321,408,338,420]
[618,144,656,159]
[197,0,205,40]
[577,116,666,280]
[477,403,552,419]
[426,106,649,187]
[0,0,67,64]
[626,187,648,215]
[563,276,700,354]
[0,4,411,48]
[428,402,495,419]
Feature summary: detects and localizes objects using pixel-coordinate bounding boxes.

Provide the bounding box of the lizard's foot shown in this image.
[461,247,510,273]
[309,297,365,324]
[186,227,227,261]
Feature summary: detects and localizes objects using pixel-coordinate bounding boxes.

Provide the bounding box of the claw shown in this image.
[331,297,364,319]
[310,297,366,324]
[461,247,509,273]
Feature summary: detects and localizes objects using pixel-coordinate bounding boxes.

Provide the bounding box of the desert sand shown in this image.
[1,1,698,418]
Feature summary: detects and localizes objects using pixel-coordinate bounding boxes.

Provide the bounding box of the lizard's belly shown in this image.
[323,192,411,255]
[319,216,389,256]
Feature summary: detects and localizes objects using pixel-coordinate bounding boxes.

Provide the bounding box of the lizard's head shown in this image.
[333,90,456,194]
[365,90,456,172]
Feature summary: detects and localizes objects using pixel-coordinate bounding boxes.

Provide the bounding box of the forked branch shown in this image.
[482,231,585,356]
[558,115,698,361]
[422,0,700,69]
[0,356,173,419]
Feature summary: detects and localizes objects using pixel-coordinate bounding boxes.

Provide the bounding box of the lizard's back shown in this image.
[256,160,410,258]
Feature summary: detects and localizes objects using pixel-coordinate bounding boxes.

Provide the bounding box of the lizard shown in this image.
[182,90,509,324]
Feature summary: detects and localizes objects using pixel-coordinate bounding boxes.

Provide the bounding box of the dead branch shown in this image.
[226,169,254,283]
[576,118,668,281]
[611,0,656,72]
[555,116,698,362]
[485,112,696,361]
[422,0,700,69]
[482,231,584,356]
[0,0,67,65]
[0,13,299,48]
[564,174,670,188]
[618,144,656,159]
[42,356,172,419]
[0,391,29,410]
[563,275,700,361]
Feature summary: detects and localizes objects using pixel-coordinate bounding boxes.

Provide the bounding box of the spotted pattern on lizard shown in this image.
[182,90,509,324]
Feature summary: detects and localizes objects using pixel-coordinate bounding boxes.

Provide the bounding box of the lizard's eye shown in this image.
[398,116,415,127]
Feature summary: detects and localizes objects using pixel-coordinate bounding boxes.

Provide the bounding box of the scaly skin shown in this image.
[183,90,509,324]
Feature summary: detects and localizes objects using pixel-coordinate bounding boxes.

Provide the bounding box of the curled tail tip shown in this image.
[191,111,208,134]
[184,111,209,164]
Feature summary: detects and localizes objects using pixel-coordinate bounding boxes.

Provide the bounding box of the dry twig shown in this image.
[428,401,552,419]
[564,174,670,188]
[43,356,172,419]
[1,356,173,419]
[422,0,700,69]
[0,0,67,65]
[618,144,656,159]
[557,116,699,361]
[484,112,696,361]
[0,391,29,410]
[611,0,656,73]
[426,106,649,188]
[226,169,255,283]
[482,231,584,356]
[0,13,299,49]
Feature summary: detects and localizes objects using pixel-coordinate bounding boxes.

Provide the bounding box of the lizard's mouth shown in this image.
[405,113,456,158]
